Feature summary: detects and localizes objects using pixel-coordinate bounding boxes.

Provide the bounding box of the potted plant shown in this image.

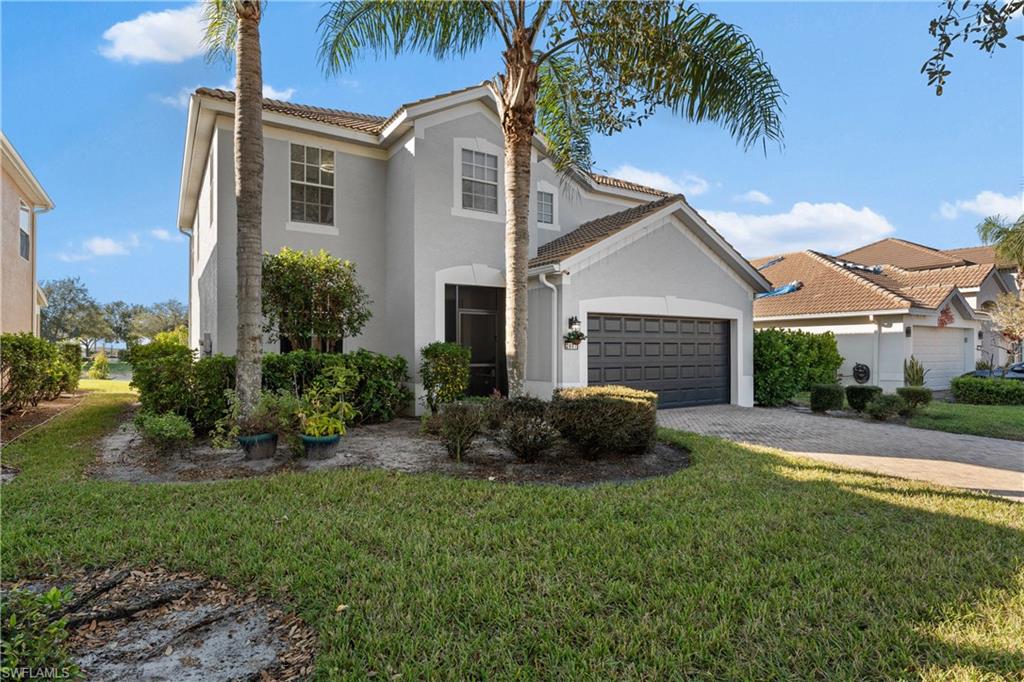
[213,390,300,460]
[563,329,586,350]
[299,411,345,459]
[298,370,358,459]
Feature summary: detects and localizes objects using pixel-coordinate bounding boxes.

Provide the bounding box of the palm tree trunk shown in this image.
[498,36,538,398]
[234,1,264,417]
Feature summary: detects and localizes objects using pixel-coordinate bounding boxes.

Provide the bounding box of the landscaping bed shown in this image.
[1,391,85,446]
[3,566,315,680]
[92,415,689,486]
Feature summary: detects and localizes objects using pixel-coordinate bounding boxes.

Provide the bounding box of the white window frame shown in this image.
[18,200,30,260]
[451,137,504,223]
[287,142,339,235]
[536,180,560,231]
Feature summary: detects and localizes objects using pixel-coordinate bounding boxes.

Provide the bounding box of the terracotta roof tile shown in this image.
[588,172,670,198]
[943,245,1016,269]
[195,87,388,133]
[838,237,967,270]
[530,195,682,267]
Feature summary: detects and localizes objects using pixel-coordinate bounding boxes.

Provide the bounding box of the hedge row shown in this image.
[753,329,843,407]
[549,386,658,457]
[0,334,80,413]
[128,343,412,433]
[950,376,1024,405]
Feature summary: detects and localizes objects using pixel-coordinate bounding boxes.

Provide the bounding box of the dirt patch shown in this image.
[1,391,85,446]
[92,418,689,486]
[3,566,315,680]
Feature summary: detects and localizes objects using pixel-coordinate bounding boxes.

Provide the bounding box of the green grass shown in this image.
[909,402,1024,441]
[2,387,1022,679]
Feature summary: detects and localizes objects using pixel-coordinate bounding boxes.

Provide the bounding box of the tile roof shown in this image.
[943,245,1016,270]
[195,86,668,199]
[837,237,968,270]
[530,194,682,267]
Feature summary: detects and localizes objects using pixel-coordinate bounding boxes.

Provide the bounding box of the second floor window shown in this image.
[18,201,30,260]
[537,191,554,224]
[461,149,498,213]
[290,144,334,225]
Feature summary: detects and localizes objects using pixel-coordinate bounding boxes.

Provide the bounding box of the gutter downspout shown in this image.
[539,273,558,392]
[870,314,881,384]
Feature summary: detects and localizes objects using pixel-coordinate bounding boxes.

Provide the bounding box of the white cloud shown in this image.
[699,202,896,258]
[159,81,296,109]
[100,3,204,64]
[83,237,129,256]
[733,189,773,205]
[151,228,185,243]
[610,164,710,196]
[55,233,142,262]
[939,190,1023,220]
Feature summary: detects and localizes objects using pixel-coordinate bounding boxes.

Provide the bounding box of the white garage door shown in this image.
[913,326,968,389]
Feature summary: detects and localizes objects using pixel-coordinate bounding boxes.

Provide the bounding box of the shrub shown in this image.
[845,385,883,412]
[903,356,929,387]
[128,341,195,416]
[438,401,483,462]
[950,376,1024,405]
[549,386,657,457]
[420,412,443,436]
[810,383,844,413]
[864,394,906,421]
[87,350,110,379]
[753,329,843,406]
[501,413,558,461]
[212,390,304,448]
[0,333,77,412]
[344,349,412,424]
[976,359,993,371]
[153,325,188,346]
[134,411,194,451]
[57,343,81,393]
[191,355,236,434]
[481,393,507,431]
[420,342,470,414]
[896,386,933,412]
[0,587,81,680]
[261,350,343,396]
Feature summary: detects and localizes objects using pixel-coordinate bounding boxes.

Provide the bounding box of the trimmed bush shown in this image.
[845,385,883,413]
[950,376,1024,406]
[1,333,79,412]
[128,341,195,416]
[501,413,558,461]
[810,383,844,413]
[420,342,470,414]
[87,350,110,379]
[438,401,483,462]
[0,587,81,680]
[58,343,81,394]
[134,411,194,451]
[192,355,236,433]
[344,349,412,424]
[753,329,843,406]
[896,386,933,411]
[865,394,905,421]
[549,386,657,457]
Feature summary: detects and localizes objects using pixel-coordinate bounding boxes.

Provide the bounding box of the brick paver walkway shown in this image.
[658,405,1024,500]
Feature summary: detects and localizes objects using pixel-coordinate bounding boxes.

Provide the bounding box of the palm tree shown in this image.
[204,0,265,416]
[978,213,1024,292]
[319,1,784,397]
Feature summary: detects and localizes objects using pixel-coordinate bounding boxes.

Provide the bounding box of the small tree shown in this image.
[262,248,371,352]
[132,300,188,340]
[989,293,1024,367]
[103,301,146,345]
[40,277,106,344]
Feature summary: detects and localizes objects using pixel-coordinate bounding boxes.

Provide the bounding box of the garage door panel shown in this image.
[913,326,968,389]
[588,313,730,408]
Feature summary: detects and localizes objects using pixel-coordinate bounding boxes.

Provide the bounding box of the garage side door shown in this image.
[913,326,968,389]
[587,314,730,408]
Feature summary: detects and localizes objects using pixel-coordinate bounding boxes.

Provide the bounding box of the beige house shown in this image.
[2,132,53,336]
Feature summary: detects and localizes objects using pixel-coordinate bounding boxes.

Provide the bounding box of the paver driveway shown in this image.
[659,405,1024,500]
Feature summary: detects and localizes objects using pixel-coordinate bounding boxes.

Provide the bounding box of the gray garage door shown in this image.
[587,314,730,408]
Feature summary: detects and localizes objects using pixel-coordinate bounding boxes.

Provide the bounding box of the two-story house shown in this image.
[177,85,769,409]
[2,132,53,336]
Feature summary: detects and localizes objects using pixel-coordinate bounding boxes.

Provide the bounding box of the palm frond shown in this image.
[536,55,592,190]
[318,0,498,75]
[203,0,240,64]
[978,213,1024,269]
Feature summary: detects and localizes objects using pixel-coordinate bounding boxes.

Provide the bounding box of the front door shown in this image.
[445,284,507,396]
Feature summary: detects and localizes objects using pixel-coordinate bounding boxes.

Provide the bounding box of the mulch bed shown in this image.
[3,566,316,681]
[92,417,690,487]
[1,391,86,446]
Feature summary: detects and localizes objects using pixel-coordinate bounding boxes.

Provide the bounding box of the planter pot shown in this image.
[301,433,341,460]
[237,433,278,460]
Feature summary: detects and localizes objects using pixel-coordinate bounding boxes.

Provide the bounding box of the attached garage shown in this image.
[913,326,970,389]
[587,313,731,408]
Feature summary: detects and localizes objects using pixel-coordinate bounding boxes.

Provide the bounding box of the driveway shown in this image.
[658,405,1024,501]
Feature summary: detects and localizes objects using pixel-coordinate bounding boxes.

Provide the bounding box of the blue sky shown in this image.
[2,1,1021,305]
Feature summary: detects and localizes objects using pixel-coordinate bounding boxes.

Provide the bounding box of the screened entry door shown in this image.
[444,285,507,396]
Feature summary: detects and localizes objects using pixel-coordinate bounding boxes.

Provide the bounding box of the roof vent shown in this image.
[836,260,883,274]
[755,280,803,299]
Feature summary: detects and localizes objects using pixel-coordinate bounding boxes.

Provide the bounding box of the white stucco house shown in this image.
[752,239,1018,391]
[177,85,770,409]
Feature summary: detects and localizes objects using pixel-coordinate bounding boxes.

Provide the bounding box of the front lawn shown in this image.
[909,401,1024,441]
[2,385,1022,678]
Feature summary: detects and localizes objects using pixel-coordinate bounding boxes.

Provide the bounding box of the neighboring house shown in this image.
[753,238,1018,391]
[177,85,769,409]
[1,132,53,336]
